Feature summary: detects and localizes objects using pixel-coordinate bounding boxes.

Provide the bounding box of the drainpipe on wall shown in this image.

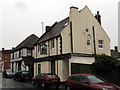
[56,37,58,75]
[93,26,96,56]
[70,21,73,54]
[36,45,37,76]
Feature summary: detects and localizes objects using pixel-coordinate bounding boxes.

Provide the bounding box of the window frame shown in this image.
[27,49,32,56]
[51,38,54,49]
[98,40,103,49]
[87,40,90,46]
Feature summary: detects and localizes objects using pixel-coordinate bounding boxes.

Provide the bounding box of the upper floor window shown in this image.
[15,53,17,58]
[12,53,14,59]
[27,49,32,56]
[87,40,90,45]
[98,40,103,49]
[19,50,21,57]
[51,39,54,49]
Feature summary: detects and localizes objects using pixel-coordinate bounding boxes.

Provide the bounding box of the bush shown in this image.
[91,54,118,74]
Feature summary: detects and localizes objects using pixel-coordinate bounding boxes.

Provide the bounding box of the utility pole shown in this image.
[42,22,44,34]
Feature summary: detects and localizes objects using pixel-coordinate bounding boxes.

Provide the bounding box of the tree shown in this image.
[91,54,118,74]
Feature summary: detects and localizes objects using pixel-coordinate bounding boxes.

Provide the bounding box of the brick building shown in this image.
[0,48,12,71]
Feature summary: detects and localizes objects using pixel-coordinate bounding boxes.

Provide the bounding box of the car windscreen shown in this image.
[87,75,106,84]
[47,74,58,78]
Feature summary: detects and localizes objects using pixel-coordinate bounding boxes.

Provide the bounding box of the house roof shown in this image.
[34,17,69,44]
[12,34,38,52]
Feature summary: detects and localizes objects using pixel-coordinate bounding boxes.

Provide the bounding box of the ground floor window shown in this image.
[71,63,91,75]
[51,61,55,73]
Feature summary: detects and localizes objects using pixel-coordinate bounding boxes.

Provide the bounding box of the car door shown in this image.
[69,75,82,89]
[38,74,44,86]
[34,75,38,84]
[79,75,92,90]
[36,74,41,85]
[40,74,45,83]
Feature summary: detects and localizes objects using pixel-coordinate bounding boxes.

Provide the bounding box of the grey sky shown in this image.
[0,0,119,50]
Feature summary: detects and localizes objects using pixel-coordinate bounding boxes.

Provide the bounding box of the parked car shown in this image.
[3,69,15,78]
[13,71,32,81]
[32,73,60,88]
[65,74,120,90]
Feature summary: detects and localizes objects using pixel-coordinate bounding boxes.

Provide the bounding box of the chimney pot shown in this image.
[70,6,78,9]
[114,46,118,52]
[2,48,4,51]
[46,26,51,32]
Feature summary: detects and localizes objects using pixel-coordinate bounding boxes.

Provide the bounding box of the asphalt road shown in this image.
[0,72,65,90]
[2,78,35,88]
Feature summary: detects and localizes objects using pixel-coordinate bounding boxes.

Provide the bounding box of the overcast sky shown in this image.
[0,0,119,50]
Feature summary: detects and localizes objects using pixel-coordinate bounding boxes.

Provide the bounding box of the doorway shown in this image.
[51,61,55,73]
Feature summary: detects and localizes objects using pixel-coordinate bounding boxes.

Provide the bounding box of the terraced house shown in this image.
[10,34,38,75]
[34,6,110,81]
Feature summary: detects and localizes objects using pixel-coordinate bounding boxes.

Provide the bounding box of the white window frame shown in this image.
[98,40,103,49]
[27,49,32,56]
[51,39,54,49]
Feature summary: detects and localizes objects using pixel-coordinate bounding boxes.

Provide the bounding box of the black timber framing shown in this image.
[34,53,94,63]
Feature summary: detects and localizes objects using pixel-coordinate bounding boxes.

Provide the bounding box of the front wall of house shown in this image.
[34,60,69,81]
[69,7,110,55]
[34,61,51,77]
[35,38,61,59]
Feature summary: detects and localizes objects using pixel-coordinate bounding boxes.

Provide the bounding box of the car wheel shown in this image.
[66,86,71,90]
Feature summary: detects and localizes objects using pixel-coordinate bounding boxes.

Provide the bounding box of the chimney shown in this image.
[2,48,4,51]
[69,6,78,21]
[95,11,101,25]
[114,46,118,52]
[46,26,51,32]
[70,6,78,9]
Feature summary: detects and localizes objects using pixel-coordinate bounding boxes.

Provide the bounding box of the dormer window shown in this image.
[51,39,54,49]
